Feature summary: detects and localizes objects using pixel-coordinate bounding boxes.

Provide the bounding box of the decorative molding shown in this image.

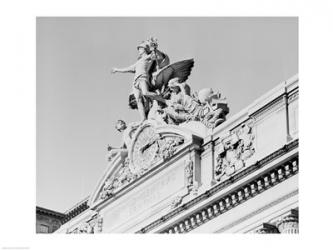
[251,96,285,121]
[288,90,299,103]
[136,139,298,233]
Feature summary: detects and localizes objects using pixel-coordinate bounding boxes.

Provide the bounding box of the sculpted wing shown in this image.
[152,59,194,89]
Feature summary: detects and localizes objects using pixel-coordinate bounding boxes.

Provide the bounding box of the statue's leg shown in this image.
[140,81,165,103]
[208,108,223,122]
[132,86,147,122]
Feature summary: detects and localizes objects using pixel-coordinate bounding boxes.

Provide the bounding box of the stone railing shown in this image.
[137,139,298,233]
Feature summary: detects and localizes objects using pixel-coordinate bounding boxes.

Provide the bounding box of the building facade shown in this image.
[36,207,65,233]
[55,75,299,234]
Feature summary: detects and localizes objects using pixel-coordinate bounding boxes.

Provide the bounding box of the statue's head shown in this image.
[168,78,181,93]
[197,88,223,104]
[137,41,150,56]
[115,120,127,132]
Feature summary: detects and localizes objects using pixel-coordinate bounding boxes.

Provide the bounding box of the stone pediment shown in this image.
[89,120,204,207]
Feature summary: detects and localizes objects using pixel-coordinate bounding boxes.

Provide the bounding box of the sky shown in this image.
[36,17,298,212]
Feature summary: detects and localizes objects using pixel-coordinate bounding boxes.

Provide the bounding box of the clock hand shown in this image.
[140,139,157,154]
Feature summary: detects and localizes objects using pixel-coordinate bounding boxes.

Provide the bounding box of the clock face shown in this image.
[130,125,160,174]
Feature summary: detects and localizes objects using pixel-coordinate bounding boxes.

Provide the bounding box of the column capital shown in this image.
[276,209,298,234]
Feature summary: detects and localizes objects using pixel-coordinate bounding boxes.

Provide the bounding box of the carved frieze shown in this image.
[99,128,185,202]
[214,123,255,182]
[99,157,138,200]
[67,214,103,234]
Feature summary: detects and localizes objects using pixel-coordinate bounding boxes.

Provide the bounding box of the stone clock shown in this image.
[130,125,160,174]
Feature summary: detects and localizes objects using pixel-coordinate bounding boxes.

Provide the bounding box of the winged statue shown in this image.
[110,37,229,155]
[151,59,194,89]
[111,36,194,123]
[111,37,227,130]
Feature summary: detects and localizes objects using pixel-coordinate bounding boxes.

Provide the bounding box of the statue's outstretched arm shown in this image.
[111,62,136,74]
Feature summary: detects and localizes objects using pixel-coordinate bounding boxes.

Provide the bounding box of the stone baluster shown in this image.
[196,213,202,225]
[263,175,271,188]
[218,200,225,212]
[184,219,191,231]
[284,162,291,177]
[270,171,277,185]
[179,222,185,233]
[225,196,231,209]
[201,210,208,222]
[213,203,219,215]
[190,216,196,228]
[276,209,299,234]
[207,207,214,219]
[291,159,298,173]
[250,182,258,195]
[244,186,251,199]
[237,190,244,202]
[257,178,264,192]
[231,193,238,205]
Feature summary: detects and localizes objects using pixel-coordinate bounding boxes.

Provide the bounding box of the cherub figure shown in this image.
[111,38,169,122]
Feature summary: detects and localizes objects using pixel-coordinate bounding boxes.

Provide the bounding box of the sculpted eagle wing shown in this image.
[152,59,194,89]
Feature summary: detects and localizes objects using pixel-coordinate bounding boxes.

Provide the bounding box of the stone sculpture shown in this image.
[106,37,230,195]
[215,123,255,181]
[156,78,229,128]
[111,37,195,121]
[111,37,228,129]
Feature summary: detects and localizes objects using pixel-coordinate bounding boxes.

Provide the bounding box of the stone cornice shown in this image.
[137,139,298,233]
[36,206,65,220]
[63,198,90,223]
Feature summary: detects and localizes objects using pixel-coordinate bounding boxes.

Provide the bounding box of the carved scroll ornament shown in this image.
[215,123,255,182]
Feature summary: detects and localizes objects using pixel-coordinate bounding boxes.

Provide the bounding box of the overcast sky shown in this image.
[37,17,298,212]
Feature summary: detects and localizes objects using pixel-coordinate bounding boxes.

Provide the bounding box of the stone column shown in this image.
[276,209,299,234]
[255,223,279,234]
